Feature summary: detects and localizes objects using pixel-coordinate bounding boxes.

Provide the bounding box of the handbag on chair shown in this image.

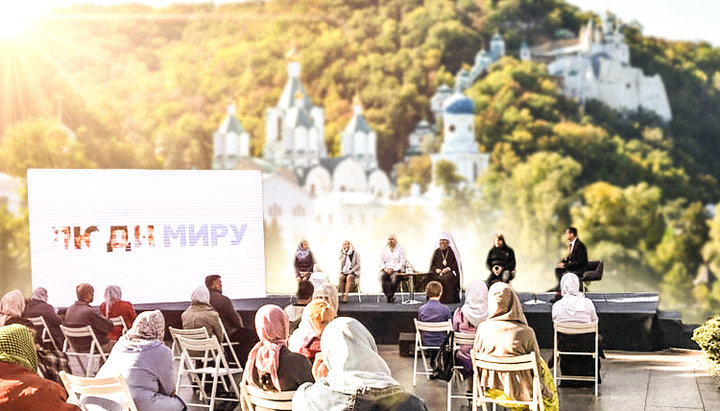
[430,331,455,382]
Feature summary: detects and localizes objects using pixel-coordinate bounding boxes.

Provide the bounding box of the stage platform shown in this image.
[135,292,697,351]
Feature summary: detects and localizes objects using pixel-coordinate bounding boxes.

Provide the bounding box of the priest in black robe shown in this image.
[428,232,461,304]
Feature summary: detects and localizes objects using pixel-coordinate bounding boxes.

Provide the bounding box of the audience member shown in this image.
[473,282,558,411]
[379,234,407,303]
[551,273,602,386]
[293,317,427,410]
[23,287,64,348]
[242,304,313,397]
[294,239,316,281]
[5,317,70,386]
[338,240,361,303]
[96,310,186,411]
[99,285,137,341]
[292,300,336,365]
[205,274,258,365]
[64,283,114,352]
[0,289,25,326]
[417,281,452,347]
[485,233,516,286]
[452,280,488,381]
[288,283,339,354]
[0,324,79,410]
[284,280,314,334]
[428,232,462,303]
[181,286,222,342]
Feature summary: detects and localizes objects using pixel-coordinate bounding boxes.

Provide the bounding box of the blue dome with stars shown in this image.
[443,93,475,115]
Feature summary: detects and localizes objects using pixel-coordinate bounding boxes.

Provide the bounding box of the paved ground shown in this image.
[382,346,720,411]
[86,345,718,410]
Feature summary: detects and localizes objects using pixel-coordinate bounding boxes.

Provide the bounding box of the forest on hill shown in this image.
[1,0,720,321]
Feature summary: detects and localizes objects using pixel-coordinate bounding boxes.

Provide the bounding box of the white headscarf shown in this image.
[438,231,463,287]
[321,317,398,393]
[31,287,49,303]
[191,286,210,305]
[558,273,585,317]
[461,280,489,326]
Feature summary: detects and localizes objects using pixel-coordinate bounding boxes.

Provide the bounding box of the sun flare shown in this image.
[0,3,45,38]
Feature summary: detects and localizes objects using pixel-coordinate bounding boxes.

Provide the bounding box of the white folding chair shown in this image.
[446,332,476,410]
[168,326,209,360]
[471,351,544,411]
[109,316,129,336]
[217,319,243,369]
[553,321,600,396]
[27,316,59,350]
[60,371,138,411]
[60,324,109,377]
[413,319,453,386]
[175,335,242,410]
[241,381,295,411]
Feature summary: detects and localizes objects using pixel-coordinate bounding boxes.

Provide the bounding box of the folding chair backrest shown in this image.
[472,351,542,411]
[110,316,128,335]
[59,371,138,411]
[554,321,598,335]
[168,326,209,358]
[60,324,105,357]
[414,319,453,336]
[27,316,59,350]
[553,320,599,396]
[453,332,476,348]
[244,383,294,410]
[176,335,227,367]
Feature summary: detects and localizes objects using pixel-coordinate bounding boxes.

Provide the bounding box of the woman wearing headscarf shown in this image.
[0,289,25,326]
[242,305,313,398]
[288,283,339,354]
[22,287,64,347]
[293,317,427,411]
[96,310,186,411]
[99,285,137,341]
[485,233,516,286]
[427,232,462,304]
[294,239,316,281]
[551,273,601,384]
[181,286,222,342]
[0,324,80,410]
[473,282,558,411]
[452,280,488,379]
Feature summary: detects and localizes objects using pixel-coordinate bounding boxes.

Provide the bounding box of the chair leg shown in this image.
[413,344,418,386]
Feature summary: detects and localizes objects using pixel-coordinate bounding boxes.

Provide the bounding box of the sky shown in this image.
[4,1,717,46]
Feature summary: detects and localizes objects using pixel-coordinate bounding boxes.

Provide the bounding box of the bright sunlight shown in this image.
[0,3,46,38]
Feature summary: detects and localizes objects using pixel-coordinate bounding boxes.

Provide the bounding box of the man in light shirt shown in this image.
[379,234,407,303]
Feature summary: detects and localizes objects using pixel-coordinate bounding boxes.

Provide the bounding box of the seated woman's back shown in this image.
[181,286,222,342]
[551,273,598,324]
[0,324,80,410]
[96,310,185,411]
[474,283,554,404]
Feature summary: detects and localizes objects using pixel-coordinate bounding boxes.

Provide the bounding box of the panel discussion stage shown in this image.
[136,291,697,352]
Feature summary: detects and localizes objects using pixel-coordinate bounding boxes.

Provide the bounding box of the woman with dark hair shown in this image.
[485,233,516,286]
[99,285,137,341]
[294,239,316,281]
[96,310,186,410]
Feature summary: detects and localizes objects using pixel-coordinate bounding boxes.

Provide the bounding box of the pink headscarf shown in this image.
[243,304,289,392]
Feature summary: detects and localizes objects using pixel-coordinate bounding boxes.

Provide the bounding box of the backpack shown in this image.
[430,331,454,381]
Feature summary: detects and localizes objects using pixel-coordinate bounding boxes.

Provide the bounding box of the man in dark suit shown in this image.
[552,227,588,301]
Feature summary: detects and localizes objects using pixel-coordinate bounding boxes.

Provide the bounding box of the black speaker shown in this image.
[398,332,415,357]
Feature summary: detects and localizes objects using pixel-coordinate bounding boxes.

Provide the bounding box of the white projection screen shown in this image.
[27,169,266,307]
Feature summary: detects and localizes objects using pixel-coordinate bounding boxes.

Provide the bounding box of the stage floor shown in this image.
[136,291,691,351]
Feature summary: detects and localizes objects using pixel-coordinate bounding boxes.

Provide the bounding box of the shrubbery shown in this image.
[693,316,720,364]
